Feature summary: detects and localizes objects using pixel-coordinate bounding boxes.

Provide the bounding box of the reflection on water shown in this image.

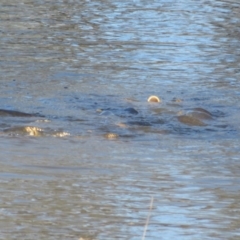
[0,0,240,239]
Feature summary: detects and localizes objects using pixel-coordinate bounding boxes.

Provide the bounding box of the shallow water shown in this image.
[0,0,240,239]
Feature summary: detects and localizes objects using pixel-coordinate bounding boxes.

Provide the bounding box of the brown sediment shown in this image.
[147,95,161,103]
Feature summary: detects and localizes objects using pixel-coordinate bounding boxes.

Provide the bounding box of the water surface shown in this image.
[0,0,240,239]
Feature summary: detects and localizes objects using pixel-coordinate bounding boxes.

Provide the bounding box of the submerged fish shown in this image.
[0,109,43,117]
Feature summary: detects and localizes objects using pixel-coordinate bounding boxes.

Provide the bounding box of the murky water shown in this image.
[1,0,240,239]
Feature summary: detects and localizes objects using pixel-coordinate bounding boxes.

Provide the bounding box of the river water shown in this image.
[0,0,240,239]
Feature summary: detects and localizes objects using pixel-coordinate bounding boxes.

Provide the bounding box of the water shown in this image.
[0,0,240,239]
